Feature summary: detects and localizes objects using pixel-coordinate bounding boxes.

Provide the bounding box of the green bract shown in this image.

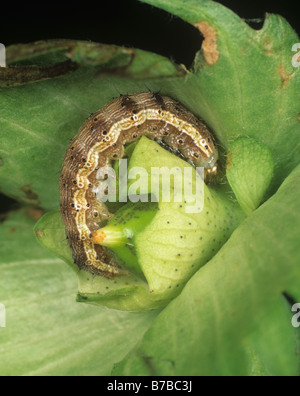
[226,137,274,214]
[0,0,299,376]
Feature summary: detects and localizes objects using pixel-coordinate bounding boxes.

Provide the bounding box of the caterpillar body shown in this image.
[59,92,218,278]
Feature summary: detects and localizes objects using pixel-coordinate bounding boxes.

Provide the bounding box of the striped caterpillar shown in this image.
[59,92,218,278]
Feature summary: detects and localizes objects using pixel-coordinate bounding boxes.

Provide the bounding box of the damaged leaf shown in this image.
[0,40,184,210]
[141,0,300,194]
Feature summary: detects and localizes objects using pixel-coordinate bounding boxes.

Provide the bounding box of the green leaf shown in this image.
[1,3,299,207]
[0,210,157,375]
[0,40,184,210]
[114,162,300,376]
[245,297,299,376]
[226,137,274,214]
[1,0,299,376]
[141,0,300,192]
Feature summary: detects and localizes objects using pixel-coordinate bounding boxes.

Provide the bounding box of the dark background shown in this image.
[0,0,299,213]
[0,0,299,67]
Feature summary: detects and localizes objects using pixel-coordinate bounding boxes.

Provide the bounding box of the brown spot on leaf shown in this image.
[262,38,274,56]
[35,229,44,238]
[27,208,45,221]
[279,65,294,88]
[9,227,16,233]
[194,22,220,65]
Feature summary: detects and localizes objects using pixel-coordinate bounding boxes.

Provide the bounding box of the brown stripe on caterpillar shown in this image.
[60,92,219,278]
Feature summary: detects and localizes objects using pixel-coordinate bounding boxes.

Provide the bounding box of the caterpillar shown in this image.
[59,92,218,278]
